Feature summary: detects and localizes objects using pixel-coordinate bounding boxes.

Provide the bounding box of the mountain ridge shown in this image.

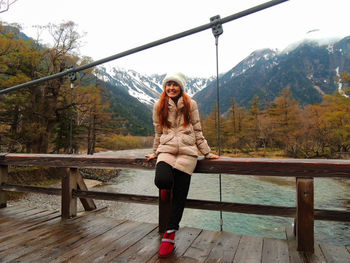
[98,66,213,109]
[194,36,350,115]
[102,36,349,116]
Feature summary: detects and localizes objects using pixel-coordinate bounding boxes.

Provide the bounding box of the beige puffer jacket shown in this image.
[152,96,211,175]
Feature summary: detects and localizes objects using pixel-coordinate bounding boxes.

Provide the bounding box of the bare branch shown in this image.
[0,0,18,13]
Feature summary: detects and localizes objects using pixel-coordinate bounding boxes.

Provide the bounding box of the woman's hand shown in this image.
[145,153,157,162]
[205,153,220,159]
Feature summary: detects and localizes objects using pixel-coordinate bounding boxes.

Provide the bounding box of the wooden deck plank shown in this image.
[14,217,125,263]
[1,207,350,263]
[0,211,60,243]
[0,225,75,262]
[0,215,111,262]
[0,205,33,214]
[179,229,222,262]
[0,207,51,229]
[46,219,128,263]
[0,207,106,247]
[320,243,350,263]
[0,206,54,224]
[45,218,127,262]
[204,231,241,263]
[110,228,160,263]
[302,244,328,263]
[0,209,112,262]
[65,220,143,261]
[0,212,61,251]
[232,235,263,263]
[94,223,158,263]
[285,227,304,263]
[262,238,289,263]
[0,208,59,227]
[147,226,203,263]
[69,221,157,263]
[1,209,59,226]
[0,206,40,218]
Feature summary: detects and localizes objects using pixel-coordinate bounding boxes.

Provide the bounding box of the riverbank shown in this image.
[8,178,108,212]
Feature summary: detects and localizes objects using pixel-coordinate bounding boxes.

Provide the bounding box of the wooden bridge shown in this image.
[0,153,349,262]
[1,205,349,263]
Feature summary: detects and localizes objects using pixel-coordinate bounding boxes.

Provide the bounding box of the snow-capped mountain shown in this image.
[97,36,349,117]
[229,48,279,79]
[98,67,213,108]
[194,36,350,115]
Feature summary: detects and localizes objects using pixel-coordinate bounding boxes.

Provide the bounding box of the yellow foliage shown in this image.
[99,135,153,150]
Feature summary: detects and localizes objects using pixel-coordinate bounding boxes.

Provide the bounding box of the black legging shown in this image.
[154,161,191,231]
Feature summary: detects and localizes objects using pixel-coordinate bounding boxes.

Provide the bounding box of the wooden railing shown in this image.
[0,153,349,254]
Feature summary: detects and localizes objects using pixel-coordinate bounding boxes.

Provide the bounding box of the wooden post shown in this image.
[61,168,77,219]
[0,165,8,208]
[75,169,96,211]
[158,189,171,233]
[296,177,314,253]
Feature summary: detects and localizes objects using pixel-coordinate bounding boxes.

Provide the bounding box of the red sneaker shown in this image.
[160,189,170,202]
[158,231,175,258]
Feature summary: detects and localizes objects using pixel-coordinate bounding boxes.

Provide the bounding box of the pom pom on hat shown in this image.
[162,72,187,92]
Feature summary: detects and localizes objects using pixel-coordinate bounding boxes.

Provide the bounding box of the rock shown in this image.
[78,168,120,182]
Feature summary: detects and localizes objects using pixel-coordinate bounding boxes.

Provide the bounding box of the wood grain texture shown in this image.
[1,153,349,178]
[1,207,348,262]
[320,243,350,263]
[262,238,289,263]
[232,235,263,263]
[0,165,8,208]
[296,178,314,253]
[61,167,77,219]
[75,168,97,211]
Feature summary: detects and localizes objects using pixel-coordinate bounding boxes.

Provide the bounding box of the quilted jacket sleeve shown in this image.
[152,102,162,155]
[190,100,211,156]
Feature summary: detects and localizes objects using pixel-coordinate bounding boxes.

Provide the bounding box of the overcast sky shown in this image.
[1,0,349,77]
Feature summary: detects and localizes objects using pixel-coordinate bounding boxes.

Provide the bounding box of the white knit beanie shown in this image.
[162,72,187,92]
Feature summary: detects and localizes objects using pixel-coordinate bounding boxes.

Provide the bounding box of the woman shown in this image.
[146,72,219,258]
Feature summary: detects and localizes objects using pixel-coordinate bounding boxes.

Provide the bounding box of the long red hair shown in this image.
[158,91,191,129]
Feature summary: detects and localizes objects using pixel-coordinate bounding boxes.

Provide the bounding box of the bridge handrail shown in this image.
[1,153,349,178]
[0,153,349,253]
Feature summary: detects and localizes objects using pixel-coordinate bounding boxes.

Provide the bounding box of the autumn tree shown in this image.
[268,88,302,156]
[28,21,84,153]
[244,96,262,151]
[225,98,245,153]
[321,90,350,154]
[299,104,330,157]
[0,23,41,152]
[202,103,218,148]
[0,21,89,153]
[74,84,113,154]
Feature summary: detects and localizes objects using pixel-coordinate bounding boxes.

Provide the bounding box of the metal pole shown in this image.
[215,38,221,158]
[216,36,223,231]
[210,14,223,231]
[0,0,288,95]
[68,68,76,154]
[69,82,73,154]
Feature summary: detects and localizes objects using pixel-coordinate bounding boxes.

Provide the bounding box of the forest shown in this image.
[0,21,152,154]
[202,82,350,159]
[0,21,349,158]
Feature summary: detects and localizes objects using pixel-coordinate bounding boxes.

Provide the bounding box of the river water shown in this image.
[95,149,350,246]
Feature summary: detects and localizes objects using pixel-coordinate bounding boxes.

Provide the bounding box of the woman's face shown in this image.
[165,81,181,98]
